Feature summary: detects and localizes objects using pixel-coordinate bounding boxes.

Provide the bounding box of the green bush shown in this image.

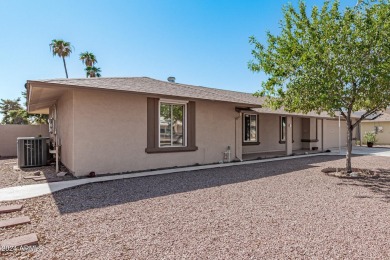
[363,131,377,144]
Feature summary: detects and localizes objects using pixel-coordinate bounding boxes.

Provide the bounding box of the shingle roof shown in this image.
[28,77,263,107]
[27,76,360,119]
[364,112,390,122]
[352,111,382,120]
[251,107,333,118]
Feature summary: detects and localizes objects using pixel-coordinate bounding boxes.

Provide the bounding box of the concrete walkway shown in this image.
[0,146,388,202]
[330,146,390,157]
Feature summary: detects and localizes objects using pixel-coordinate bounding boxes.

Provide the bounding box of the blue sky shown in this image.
[0,0,357,103]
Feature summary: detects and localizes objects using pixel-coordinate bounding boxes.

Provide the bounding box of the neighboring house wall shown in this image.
[70,89,240,176]
[361,121,390,145]
[0,124,49,157]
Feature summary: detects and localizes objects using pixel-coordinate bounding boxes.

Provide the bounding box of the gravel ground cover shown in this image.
[0,158,19,188]
[0,155,389,259]
[0,158,75,189]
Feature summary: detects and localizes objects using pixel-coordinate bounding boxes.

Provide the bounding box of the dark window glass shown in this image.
[244,114,257,142]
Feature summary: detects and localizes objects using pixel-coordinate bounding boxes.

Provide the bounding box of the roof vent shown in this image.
[167,76,175,83]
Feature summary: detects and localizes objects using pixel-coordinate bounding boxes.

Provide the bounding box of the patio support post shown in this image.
[234,112,243,161]
[321,119,324,151]
[286,116,293,155]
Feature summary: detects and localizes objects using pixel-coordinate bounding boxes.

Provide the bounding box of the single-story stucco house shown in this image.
[26,77,357,177]
[361,112,390,145]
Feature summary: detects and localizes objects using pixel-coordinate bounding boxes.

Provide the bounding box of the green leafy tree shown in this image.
[21,91,48,124]
[160,104,184,123]
[80,51,98,67]
[8,109,29,124]
[49,39,73,78]
[249,0,390,173]
[0,98,28,124]
[85,66,102,78]
[0,93,48,125]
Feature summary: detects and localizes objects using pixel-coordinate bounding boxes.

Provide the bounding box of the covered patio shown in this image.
[242,149,324,161]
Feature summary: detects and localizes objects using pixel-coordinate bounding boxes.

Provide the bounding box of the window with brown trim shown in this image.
[145,97,197,153]
[280,116,287,143]
[242,113,260,145]
[159,102,186,147]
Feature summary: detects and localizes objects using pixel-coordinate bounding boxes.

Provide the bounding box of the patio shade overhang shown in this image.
[27,82,68,114]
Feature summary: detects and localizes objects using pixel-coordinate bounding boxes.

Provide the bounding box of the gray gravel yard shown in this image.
[0,158,75,188]
[1,155,390,259]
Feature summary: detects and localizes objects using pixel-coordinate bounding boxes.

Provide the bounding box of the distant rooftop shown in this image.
[363,112,390,122]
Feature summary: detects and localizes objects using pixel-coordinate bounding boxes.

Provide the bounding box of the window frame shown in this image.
[279,116,294,144]
[242,113,260,145]
[145,97,197,154]
[280,116,287,143]
[158,99,188,148]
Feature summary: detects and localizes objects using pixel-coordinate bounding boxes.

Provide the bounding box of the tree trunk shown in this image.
[346,115,353,173]
[62,57,68,78]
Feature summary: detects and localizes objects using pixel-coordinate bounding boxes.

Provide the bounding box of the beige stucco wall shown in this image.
[70,89,240,176]
[49,86,361,176]
[323,119,357,150]
[52,90,74,172]
[0,124,49,157]
[361,121,390,145]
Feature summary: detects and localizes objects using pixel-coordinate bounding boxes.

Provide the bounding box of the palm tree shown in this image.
[85,66,101,78]
[49,39,72,78]
[80,52,97,67]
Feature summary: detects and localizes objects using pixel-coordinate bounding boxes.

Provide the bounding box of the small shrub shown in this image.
[363,131,377,144]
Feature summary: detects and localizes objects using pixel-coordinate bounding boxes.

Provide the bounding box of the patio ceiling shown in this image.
[27,83,69,114]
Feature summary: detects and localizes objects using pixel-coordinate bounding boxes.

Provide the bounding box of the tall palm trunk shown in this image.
[62,57,69,78]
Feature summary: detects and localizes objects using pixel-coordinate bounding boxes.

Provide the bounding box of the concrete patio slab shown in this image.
[242,149,322,161]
